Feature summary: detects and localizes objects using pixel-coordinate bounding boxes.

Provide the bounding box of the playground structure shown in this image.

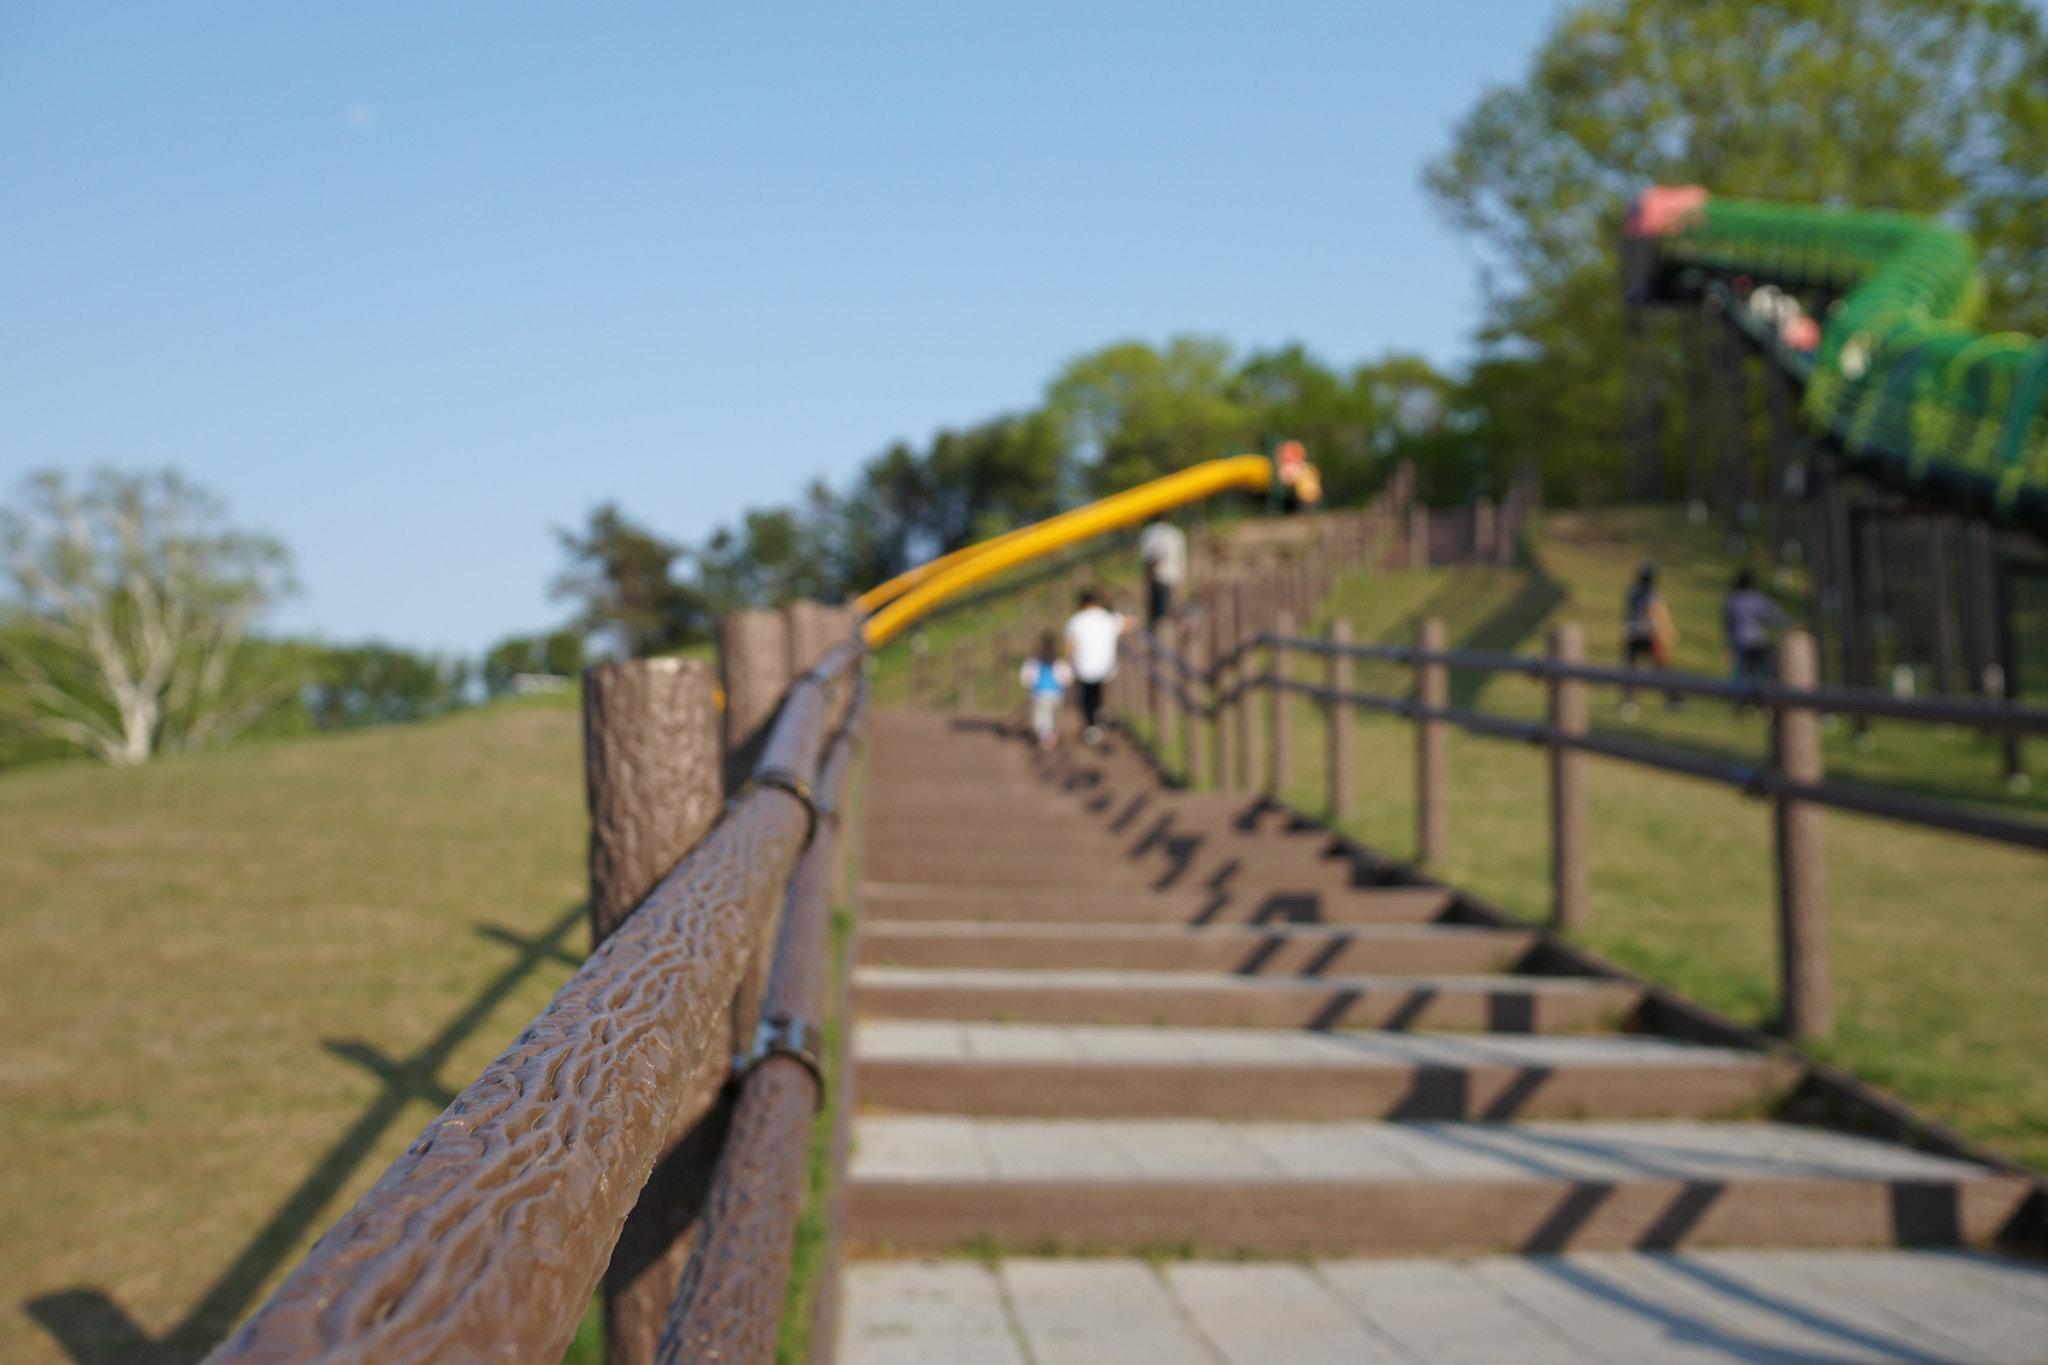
[1625,189,2047,777]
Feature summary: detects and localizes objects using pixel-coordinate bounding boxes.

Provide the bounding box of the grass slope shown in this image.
[1141,506,2048,1169]
[0,696,589,1365]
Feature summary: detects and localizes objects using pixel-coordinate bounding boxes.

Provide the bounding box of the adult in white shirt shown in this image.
[1063,589,1127,745]
[1138,519,1188,629]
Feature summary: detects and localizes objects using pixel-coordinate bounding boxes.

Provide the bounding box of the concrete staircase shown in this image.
[839,709,2048,1363]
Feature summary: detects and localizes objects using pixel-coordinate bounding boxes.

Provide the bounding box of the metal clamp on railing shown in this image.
[734,1013,826,1100]
[728,768,822,847]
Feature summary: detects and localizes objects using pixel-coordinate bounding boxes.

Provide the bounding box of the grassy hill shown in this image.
[0,695,591,1365]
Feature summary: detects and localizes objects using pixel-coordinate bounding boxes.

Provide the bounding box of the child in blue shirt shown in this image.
[1019,631,1074,749]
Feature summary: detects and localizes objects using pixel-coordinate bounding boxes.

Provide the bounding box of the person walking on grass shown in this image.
[1620,561,1680,719]
[1725,568,1793,695]
[1064,587,1128,746]
[1019,631,1073,750]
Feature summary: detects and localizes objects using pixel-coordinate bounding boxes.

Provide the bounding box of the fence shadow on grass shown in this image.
[25,901,589,1365]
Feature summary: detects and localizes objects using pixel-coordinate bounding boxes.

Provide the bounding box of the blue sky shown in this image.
[0,3,1562,653]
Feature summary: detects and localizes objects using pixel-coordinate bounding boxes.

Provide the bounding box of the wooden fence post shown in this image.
[1129,626,1148,721]
[1235,583,1259,791]
[1183,617,1209,788]
[1215,589,1240,788]
[911,634,929,709]
[1409,506,1431,571]
[1416,616,1447,863]
[1548,623,1589,930]
[584,659,724,945]
[1775,631,1833,1039]
[783,599,838,677]
[1152,632,1176,771]
[1328,618,1353,820]
[589,652,729,1365]
[1269,611,1294,795]
[718,608,791,793]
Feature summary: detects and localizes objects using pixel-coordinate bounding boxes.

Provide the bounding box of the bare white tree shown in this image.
[1,468,295,765]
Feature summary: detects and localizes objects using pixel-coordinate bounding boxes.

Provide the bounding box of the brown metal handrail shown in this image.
[205,641,864,1365]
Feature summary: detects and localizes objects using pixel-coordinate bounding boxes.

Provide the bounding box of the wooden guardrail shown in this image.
[205,607,865,1365]
[1124,618,2048,1041]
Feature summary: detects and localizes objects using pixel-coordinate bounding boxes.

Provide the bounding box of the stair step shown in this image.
[855,1021,1795,1120]
[857,921,1533,974]
[854,966,1639,1032]
[867,846,1371,888]
[841,1252,2048,1365]
[846,1117,2031,1255]
[861,882,1456,924]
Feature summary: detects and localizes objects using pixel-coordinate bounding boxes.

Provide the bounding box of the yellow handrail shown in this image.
[861,454,1273,647]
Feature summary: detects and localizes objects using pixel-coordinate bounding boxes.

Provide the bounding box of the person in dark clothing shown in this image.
[1724,568,1793,690]
[1620,562,1680,718]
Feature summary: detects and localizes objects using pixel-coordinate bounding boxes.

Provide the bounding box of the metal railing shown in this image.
[206,617,866,1365]
[1119,616,2048,1041]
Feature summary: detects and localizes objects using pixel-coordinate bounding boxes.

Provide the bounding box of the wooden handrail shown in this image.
[205,642,864,1365]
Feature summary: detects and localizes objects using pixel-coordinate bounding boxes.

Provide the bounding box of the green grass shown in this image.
[0,693,591,1365]
[1130,506,2048,1171]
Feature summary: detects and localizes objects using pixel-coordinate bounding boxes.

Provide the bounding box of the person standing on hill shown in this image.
[1018,631,1073,750]
[1620,561,1680,719]
[1064,588,1127,746]
[1138,518,1187,630]
[1725,568,1793,690]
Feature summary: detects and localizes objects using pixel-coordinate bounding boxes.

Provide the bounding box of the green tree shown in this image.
[552,504,710,656]
[1232,345,1376,489]
[0,468,296,765]
[693,496,843,611]
[1424,0,2048,501]
[306,644,469,729]
[482,630,585,697]
[922,411,1069,550]
[1047,337,1252,493]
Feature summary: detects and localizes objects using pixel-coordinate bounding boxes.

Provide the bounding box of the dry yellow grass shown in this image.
[0,697,589,1365]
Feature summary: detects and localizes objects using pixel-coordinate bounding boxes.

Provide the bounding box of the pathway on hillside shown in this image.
[837,708,2048,1364]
